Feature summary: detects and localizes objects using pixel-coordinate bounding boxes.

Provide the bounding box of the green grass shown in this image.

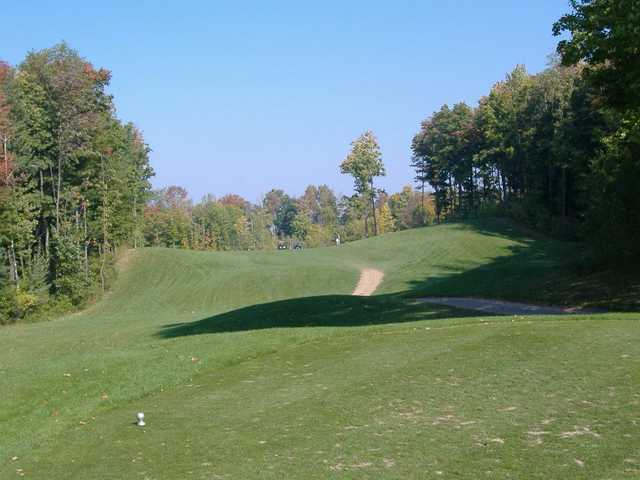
[1,219,638,479]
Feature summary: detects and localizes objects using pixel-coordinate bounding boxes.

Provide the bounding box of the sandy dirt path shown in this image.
[415,297,594,315]
[352,268,384,296]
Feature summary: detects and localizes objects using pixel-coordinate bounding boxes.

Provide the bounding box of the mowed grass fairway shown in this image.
[1,220,639,479]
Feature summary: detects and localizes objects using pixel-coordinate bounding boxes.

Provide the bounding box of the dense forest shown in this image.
[1,0,638,324]
[411,0,640,264]
[0,45,154,322]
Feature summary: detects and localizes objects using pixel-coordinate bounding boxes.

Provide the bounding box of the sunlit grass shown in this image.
[1,219,638,479]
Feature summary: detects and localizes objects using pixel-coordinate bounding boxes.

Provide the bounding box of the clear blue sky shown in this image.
[2,1,569,203]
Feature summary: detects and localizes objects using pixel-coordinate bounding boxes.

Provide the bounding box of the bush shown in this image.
[15,287,38,317]
[0,287,18,325]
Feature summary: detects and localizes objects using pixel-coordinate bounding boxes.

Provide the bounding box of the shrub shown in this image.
[0,286,17,325]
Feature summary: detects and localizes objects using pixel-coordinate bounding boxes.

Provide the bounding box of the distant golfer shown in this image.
[335,234,341,247]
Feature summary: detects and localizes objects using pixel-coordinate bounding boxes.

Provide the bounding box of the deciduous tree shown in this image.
[340,131,386,236]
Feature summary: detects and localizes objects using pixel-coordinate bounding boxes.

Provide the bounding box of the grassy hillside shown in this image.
[1,220,638,479]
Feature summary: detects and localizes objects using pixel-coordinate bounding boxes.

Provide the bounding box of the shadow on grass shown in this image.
[405,241,574,305]
[158,294,484,338]
[405,225,639,311]
[159,219,639,339]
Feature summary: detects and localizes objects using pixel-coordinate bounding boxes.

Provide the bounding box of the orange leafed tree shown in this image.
[220,193,249,211]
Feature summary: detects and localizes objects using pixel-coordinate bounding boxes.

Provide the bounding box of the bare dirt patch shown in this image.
[352,269,384,296]
[415,297,598,315]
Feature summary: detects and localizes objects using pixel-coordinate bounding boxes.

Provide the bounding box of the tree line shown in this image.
[141,181,432,252]
[0,44,153,323]
[144,131,435,250]
[411,0,640,264]
[140,128,430,253]
[411,63,585,228]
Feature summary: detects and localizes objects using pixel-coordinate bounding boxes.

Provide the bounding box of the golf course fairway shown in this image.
[1,220,638,479]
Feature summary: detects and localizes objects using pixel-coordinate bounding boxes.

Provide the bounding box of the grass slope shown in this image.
[1,219,638,479]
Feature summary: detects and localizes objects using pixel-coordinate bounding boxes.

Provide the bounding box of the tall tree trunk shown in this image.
[83,201,89,281]
[2,135,7,182]
[449,176,455,215]
[38,170,49,258]
[133,195,138,249]
[421,182,425,224]
[99,244,106,293]
[100,155,109,292]
[45,225,49,259]
[9,240,19,285]
[561,166,567,219]
[470,169,477,216]
[56,154,62,231]
[48,164,57,231]
[370,179,378,236]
